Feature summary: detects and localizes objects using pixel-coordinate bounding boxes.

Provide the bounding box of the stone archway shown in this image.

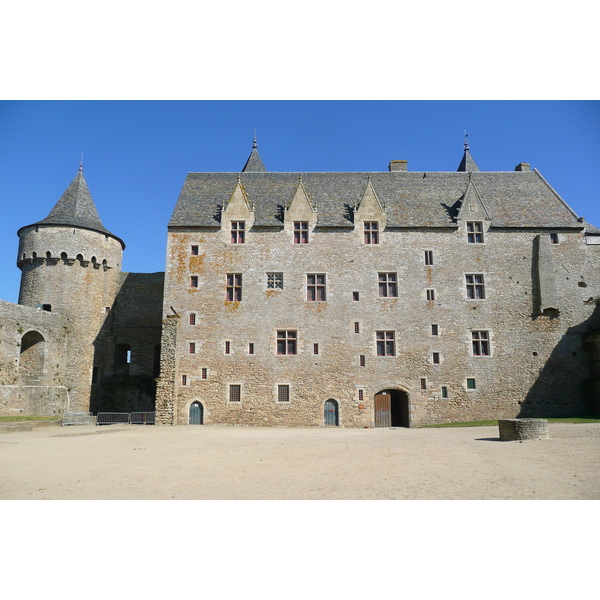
[374,388,410,427]
[19,330,46,384]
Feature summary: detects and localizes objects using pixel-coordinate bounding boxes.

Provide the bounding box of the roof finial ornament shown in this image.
[79,152,84,173]
[464,131,469,152]
[252,129,257,149]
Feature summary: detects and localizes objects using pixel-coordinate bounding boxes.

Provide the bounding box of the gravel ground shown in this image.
[1,422,598,500]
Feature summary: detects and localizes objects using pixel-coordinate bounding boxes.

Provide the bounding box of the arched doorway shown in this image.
[19,330,46,384]
[374,389,409,427]
[189,401,203,425]
[324,399,339,426]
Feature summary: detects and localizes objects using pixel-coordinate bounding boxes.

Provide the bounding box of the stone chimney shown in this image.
[389,160,408,172]
[515,162,531,172]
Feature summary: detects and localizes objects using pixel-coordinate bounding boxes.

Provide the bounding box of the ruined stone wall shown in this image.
[159,223,600,427]
[0,300,70,416]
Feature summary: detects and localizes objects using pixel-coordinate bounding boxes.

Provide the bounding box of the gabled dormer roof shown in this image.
[241,136,267,172]
[19,168,124,247]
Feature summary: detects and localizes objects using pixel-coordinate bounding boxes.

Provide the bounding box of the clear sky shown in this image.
[0,100,598,303]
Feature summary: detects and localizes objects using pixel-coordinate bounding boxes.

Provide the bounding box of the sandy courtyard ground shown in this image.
[1,422,599,500]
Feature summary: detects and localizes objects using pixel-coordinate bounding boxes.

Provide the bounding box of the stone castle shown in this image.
[1,141,599,426]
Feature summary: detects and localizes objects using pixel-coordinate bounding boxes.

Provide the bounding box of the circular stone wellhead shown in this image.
[498,419,549,441]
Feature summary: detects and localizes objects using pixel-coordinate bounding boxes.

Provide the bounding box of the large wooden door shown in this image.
[374,392,391,427]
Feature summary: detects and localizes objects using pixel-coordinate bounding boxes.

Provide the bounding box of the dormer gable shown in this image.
[221,180,255,242]
[355,179,387,232]
[457,178,491,223]
[284,178,318,237]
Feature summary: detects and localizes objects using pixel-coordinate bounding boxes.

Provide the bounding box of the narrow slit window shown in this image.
[432,352,440,364]
[424,250,434,265]
[359,354,366,366]
[189,313,196,326]
[431,324,439,336]
[420,378,427,390]
[248,343,254,355]
[190,276,198,288]
[426,289,436,301]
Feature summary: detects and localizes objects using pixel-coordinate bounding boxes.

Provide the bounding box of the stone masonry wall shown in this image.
[160,220,599,427]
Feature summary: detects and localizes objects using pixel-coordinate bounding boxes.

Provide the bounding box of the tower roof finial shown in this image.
[79,152,84,173]
[464,131,469,152]
[252,129,257,149]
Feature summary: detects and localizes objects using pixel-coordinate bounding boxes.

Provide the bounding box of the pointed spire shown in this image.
[27,168,122,246]
[457,132,480,172]
[241,132,267,172]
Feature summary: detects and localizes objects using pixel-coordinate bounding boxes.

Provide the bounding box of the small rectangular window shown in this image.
[466,378,477,390]
[420,378,427,390]
[231,221,245,244]
[359,354,365,366]
[277,330,297,355]
[201,368,208,380]
[181,375,187,386]
[307,274,326,301]
[426,289,436,301]
[277,384,290,402]
[354,322,360,334]
[352,291,360,301]
[229,384,241,402]
[226,273,242,301]
[42,304,52,312]
[550,233,559,244]
[225,341,231,355]
[190,276,199,288]
[189,313,196,326]
[364,222,379,244]
[189,342,196,354]
[441,386,448,398]
[467,221,484,244]
[432,352,440,364]
[472,330,490,356]
[313,343,319,355]
[378,273,398,297]
[424,250,434,266]
[294,221,309,244]
[376,331,395,356]
[358,389,364,402]
[431,324,439,336]
[191,245,199,255]
[248,343,254,355]
[267,272,283,289]
[466,274,485,299]
[91,366,99,384]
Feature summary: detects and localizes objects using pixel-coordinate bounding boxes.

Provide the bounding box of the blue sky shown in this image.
[0,100,598,303]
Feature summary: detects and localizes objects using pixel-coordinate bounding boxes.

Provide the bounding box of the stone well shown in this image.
[498,418,549,441]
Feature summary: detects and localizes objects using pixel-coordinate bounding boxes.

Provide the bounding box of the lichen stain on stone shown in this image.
[224,301,240,313]
[265,290,280,298]
[189,255,205,273]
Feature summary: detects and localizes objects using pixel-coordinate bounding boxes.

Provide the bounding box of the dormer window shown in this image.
[231,221,245,244]
[364,222,379,244]
[294,222,309,244]
[467,221,484,244]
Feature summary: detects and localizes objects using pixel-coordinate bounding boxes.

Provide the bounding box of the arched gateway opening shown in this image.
[189,401,203,425]
[374,389,410,428]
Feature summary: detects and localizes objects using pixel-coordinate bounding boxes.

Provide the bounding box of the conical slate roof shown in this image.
[241,138,267,172]
[21,169,123,245]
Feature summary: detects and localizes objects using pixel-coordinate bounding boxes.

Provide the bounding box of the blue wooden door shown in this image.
[324,399,338,426]
[189,401,203,425]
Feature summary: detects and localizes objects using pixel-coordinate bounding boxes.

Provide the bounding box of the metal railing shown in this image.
[96,412,131,425]
[62,412,94,426]
[130,412,155,425]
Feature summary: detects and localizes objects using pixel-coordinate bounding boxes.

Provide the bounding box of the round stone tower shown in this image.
[16,165,125,411]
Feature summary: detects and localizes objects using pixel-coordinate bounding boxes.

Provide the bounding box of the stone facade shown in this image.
[156,145,600,427]
[1,145,599,426]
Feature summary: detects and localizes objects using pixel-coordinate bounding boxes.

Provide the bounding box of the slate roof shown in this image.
[20,169,124,247]
[169,169,585,230]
